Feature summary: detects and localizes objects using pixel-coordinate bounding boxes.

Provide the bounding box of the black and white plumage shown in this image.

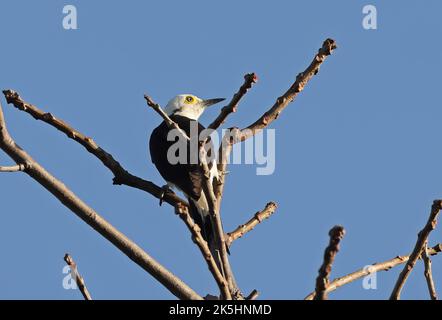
[149,94,224,246]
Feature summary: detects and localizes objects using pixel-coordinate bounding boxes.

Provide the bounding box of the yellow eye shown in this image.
[185,96,194,103]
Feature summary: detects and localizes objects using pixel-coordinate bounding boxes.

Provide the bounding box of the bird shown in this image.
[149,94,225,251]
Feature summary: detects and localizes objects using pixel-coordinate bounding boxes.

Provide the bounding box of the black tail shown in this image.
[188,196,213,245]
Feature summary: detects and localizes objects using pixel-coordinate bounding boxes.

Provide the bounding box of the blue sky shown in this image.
[1,0,441,299]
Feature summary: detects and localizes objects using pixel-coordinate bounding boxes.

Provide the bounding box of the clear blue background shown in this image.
[0,0,441,300]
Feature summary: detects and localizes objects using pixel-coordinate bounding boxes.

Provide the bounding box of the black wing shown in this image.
[149,115,212,200]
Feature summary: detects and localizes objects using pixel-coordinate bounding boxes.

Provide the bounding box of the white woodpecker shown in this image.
[149,94,225,250]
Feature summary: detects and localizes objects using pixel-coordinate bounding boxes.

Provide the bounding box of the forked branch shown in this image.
[305,243,442,300]
[390,200,441,300]
[175,203,231,299]
[1,38,338,300]
[2,89,186,208]
[0,100,202,300]
[226,38,337,143]
[422,240,438,300]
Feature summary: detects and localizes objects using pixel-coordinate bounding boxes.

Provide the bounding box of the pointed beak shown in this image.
[201,98,225,108]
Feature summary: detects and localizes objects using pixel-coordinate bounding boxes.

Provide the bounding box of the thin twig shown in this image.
[175,203,231,299]
[207,73,258,130]
[314,225,345,300]
[226,202,277,247]
[0,100,202,300]
[390,200,442,300]
[0,164,25,172]
[64,253,92,300]
[422,240,438,300]
[305,243,442,300]
[144,94,190,141]
[2,90,187,208]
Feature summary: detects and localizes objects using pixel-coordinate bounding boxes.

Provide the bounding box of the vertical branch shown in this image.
[314,225,346,300]
[175,203,231,299]
[390,200,442,300]
[64,253,92,300]
[199,142,238,298]
[422,240,438,300]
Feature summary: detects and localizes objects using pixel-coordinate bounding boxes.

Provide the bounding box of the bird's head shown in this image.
[164,94,225,120]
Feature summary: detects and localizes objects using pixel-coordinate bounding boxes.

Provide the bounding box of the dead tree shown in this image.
[1,39,440,300]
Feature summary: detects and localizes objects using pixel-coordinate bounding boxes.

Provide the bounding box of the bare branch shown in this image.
[305,243,442,300]
[314,225,345,300]
[223,39,337,144]
[246,289,259,300]
[2,89,187,208]
[64,253,92,300]
[198,143,238,298]
[0,163,25,172]
[175,203,231,299]
[207,73,258,131]
[390,200,442,300]
[144,94,190,141]
[0,100,202,300]
[422,240,438,300]
[213,39,336,208]
[226,202,277,247]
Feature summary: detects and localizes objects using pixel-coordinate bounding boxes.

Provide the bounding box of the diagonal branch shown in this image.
[229,38,337,143]
[175,203,231,299]
[0,100,202,300]
[64,253,92,300]
[422,240,438,300]
[2,89,187,208]
[226,202,277,247]
[305,243,442,300]
[144,94,190,141]
[390,200,442,300]
[207,73,258,131]
[314,225,345,300]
